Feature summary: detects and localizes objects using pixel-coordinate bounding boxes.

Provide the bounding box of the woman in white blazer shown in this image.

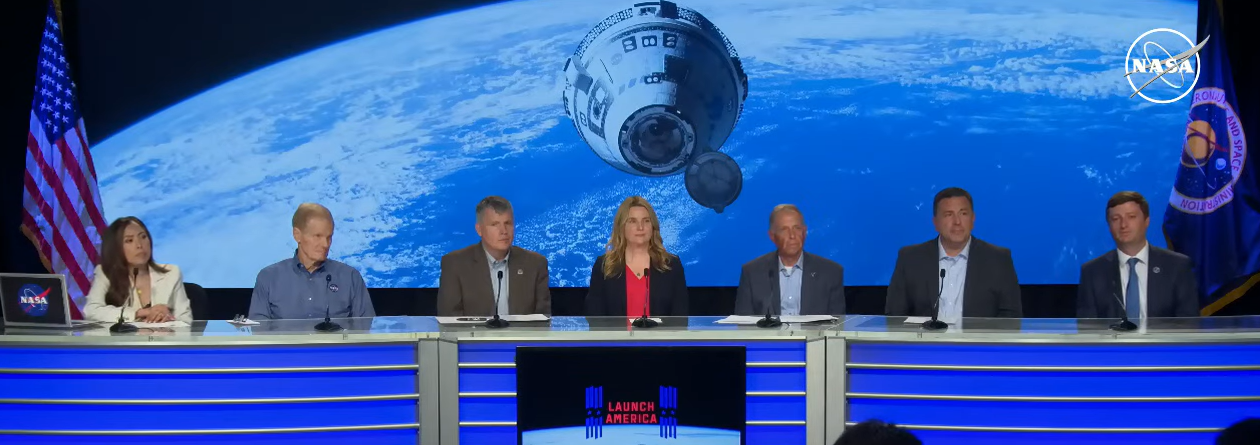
[84,217,193,323]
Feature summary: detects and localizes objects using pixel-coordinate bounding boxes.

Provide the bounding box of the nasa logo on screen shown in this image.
[17,283,51,317]
[1123,28,1206,104]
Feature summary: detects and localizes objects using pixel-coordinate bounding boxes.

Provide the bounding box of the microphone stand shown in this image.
[110,268,139,334]
[485,270,509,328]
[921,268,948,330]
[1109,277,1137,331]
[314,275,343,332]
[756,269,782,328]
[631,267,658,328]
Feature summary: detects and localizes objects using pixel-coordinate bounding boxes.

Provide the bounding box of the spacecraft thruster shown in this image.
[563,1,749,213]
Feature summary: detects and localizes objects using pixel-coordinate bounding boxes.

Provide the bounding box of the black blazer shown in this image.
[585,254,688,317]
[733,251,845,316]
[1077,246,1200,318]
[884,237,1022,318]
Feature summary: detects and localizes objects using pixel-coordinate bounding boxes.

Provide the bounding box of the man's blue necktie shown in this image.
[1125,257,1141,320]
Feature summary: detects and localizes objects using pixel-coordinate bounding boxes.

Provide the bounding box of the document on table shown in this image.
[716,315,836,324]
[130,321,191,329]
[436,314,551,324]
[902,316,932,324]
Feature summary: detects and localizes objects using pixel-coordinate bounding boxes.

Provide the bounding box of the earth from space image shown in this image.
[90,0,1197,288]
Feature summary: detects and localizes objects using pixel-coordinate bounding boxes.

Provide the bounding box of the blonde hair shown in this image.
[603,196,672,278]
[292,203,333,230]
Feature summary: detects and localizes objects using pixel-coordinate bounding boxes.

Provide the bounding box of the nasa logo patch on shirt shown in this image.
[328,283,339,292]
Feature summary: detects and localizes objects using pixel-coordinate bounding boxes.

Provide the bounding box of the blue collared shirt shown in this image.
[778,254,804,317]
[937,238,971,324]
[248,253,376,320]
[486,247,510,316]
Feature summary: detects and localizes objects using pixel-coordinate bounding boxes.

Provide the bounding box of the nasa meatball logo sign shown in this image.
[17,284,51,317]
[1171,87,1248,215]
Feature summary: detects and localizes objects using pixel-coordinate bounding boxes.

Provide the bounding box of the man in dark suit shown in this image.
[885,187,1022,321]
[436,196,551,316]
[734,204,845,316]
[1077,191,1199,319]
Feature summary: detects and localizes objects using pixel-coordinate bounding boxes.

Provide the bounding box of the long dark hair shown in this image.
[100,217,168,307]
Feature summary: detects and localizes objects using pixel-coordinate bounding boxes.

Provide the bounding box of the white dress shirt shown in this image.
[937,237,972,324]
[485,248,510,316]
[1117,243,1150,319]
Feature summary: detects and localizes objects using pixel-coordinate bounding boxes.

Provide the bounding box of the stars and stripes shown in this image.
[22,0,106,317]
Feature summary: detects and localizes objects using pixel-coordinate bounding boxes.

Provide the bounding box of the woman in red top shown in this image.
[584,196,689,318]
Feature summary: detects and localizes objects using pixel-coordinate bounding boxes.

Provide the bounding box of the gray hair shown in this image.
[292,203,333,229]
[476,196,513,221]
[769,204,804,228]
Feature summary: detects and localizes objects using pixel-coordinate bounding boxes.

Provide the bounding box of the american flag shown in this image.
[21,0,106,318]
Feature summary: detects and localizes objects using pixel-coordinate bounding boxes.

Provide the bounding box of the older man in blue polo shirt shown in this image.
[248,203,376,320]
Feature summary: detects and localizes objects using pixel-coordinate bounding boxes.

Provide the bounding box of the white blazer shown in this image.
[83,264,193,323]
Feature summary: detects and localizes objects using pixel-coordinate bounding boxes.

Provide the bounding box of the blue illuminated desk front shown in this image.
[1,315,1258,445]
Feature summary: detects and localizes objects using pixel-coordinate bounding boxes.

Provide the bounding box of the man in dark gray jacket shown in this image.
[734,204,846,316]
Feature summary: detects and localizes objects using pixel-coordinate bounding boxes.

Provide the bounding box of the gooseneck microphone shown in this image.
[921,268,948,330]
[1109,275,1137,331]
[110,268,139,333]
[486,270,509,328]
[756,268,782,328]
[314,275,343,332]
[631,268,658,328]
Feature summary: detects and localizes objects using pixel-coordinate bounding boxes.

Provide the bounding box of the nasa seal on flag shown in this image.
[1171,87,1248,215]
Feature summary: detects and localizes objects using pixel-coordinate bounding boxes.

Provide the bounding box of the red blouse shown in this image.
[625,265,650,318]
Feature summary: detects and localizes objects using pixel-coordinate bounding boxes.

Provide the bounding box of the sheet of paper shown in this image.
[902,316,932,324]
[715,316,764,325]
[715,315,836,325]
[131,321,190,329]
[781,315,836,323]
[506,314,550,322]
[436,314,551,325]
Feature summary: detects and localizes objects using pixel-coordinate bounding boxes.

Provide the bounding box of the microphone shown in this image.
[485,270,509,328]
[756,268,782,328]
[631,267,658,328]
[314,275,343,332]
[921,268,948,330]
[1109,274,1137,331]
[110,268,139,333]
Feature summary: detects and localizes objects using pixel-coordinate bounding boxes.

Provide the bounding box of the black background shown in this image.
[516,346,746,442]
[0,275,70,325]
[2,0,1259,318]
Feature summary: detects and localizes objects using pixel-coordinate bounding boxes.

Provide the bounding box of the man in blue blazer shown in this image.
[734,204,846,316]
[1077,191,1200,318]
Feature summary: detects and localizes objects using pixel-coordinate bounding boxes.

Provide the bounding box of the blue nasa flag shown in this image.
[1162,0,1260,315]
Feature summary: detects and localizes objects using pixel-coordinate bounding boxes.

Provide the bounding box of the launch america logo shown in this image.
[584,385,679,439]
[660,385,677,439]
[585,386,604,439]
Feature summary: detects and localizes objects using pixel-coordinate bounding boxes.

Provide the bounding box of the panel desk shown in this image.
[3,315,1260,445]
[831,315,1260,445]
[440,316,831,445]
[0,317,442,445]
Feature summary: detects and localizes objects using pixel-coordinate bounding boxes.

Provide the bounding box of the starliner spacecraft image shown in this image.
[563,1,749,213]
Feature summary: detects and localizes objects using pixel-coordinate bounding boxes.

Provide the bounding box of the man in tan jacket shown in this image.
[436,196,551,316]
